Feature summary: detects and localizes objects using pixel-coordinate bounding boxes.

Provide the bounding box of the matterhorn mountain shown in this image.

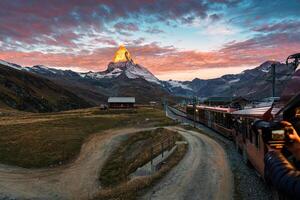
[15,45,162,85]
[80,46,160,85]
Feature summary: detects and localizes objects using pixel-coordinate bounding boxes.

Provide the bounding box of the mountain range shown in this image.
[0,46,295,112]
[0,60,91,112]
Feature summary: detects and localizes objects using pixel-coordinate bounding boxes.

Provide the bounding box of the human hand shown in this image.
[281,121,300,161]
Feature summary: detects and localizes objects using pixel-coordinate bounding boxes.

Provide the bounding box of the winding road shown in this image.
[0,128,156,200]
[142,126,233,200]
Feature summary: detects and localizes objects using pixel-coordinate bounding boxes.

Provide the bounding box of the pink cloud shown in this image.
[1,32,300,80]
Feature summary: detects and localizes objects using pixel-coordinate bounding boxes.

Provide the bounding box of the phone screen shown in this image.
[271,130,285,140]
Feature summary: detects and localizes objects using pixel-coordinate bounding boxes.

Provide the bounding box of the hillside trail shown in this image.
[0,127,156,200]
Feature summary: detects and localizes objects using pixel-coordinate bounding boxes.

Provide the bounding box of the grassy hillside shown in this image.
[0,107,175,168]
[0,64,91,112]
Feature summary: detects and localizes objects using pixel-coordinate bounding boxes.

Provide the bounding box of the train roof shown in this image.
[232,106,281,118]
[195,105,236,113]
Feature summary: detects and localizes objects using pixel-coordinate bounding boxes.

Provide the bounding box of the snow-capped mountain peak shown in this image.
[110,61,161,84]
[76,60,161,84]
[78,45,161,84]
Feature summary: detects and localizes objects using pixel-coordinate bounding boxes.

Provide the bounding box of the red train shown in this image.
[186,104,278,176]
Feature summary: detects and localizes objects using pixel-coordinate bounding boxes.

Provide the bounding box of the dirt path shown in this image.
[0,127,156,200]
[141,126,233,200]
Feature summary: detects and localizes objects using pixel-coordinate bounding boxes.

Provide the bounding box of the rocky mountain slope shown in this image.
[0,62,91,112]
[188,61,295,99]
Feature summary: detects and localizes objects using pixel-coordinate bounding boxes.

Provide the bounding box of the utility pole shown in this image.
[271,63,276,98]
[193,96,196,128]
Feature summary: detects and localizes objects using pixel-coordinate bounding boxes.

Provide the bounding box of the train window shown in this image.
[243,119,248,138]
[204,110,208,120]
[220,113,223,125]
[248,120,253,143]
[230,118,233,129]
[249,129,253,143]
[236,119,242,135]
[225,114,229,129]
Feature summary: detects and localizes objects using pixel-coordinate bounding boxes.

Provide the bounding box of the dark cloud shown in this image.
[145,27,165,34]
[114,22,139,32]
[124,37,145,46]
[220,31,300,65]
[253,20,300,33]
[0,0,217,47]
[209,14,222,22]
[93,37,118,46]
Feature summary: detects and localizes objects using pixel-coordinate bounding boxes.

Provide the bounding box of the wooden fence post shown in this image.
[161,142,164,158]
[151,146,153,164]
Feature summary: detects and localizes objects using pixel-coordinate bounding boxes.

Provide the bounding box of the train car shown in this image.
[186,104,236,138]
[186,104,279,176]
[231,106,280,176]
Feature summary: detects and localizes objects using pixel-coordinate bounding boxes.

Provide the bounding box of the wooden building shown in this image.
[204,97,233,106]
[108,97,135,109]
[204,96,250,109]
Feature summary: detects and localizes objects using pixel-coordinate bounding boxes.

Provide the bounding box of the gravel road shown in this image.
[0,127,156,200]
[141,126,233,200]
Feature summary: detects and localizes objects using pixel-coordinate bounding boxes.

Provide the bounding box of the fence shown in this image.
[147,135,177,171]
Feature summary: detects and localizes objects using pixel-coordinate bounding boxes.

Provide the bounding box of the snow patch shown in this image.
[261,68,270,73]
[125,64,161,85]
[81,68,122,79]
[167,80,192,90]
[228,78,240,83]
[30,65,60,75]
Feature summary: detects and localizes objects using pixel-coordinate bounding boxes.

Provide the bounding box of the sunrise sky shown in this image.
[0,0,300,80]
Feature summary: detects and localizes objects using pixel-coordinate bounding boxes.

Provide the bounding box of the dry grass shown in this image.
[99,128,182,187]
[94,142,188,200]
[0,107,175,168]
